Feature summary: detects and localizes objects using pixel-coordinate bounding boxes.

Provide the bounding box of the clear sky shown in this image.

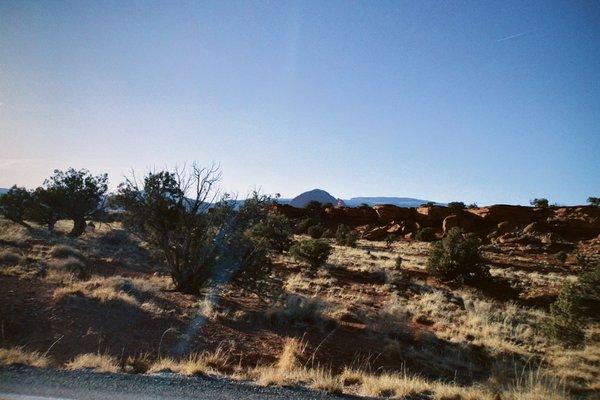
[1,1,598,205]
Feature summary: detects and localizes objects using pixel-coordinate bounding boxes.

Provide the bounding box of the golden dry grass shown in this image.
[0,347,52,368]
[49,244,85,260]
[65,353,119,373]
[147,346,233,376]
[51,275,164,312]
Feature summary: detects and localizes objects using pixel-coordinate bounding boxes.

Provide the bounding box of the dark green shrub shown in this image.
[246,213,293,253]
[415,227,436,242]
[555,251,568,264]
[543,263,600,345]
[447,202,466,212]
[385,235,395,249]
[588,197,600,207]
[530,198,549,208]
[307,224,325,239]
[114,165,276,295]
[305,201,323,215]
[0,186,32,227]
[336,224,357,247]
[336,224,350,243]
[290,239,331,270]
[394,256,403,270]
[426,227,489,282]
[27,187,62,231]
[296,217,317,234]
[43,169,109,237]
[345,231,358,248]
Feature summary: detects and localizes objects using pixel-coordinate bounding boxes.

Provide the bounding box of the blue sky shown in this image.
[1,1,598,205]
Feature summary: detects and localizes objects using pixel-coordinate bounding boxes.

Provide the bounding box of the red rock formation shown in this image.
[274,203,600,243]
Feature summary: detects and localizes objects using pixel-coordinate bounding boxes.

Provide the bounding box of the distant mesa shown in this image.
[345,197,436,208]
[285,188,437,208]
[0,188,8,195]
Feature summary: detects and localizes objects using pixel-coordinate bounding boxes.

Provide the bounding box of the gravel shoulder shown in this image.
[0,366,356,400]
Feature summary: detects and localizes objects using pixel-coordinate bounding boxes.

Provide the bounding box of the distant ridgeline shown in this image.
[279,188,440,208]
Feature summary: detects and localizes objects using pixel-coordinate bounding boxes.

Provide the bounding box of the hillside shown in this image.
[289,189,337,207]
[0,204,598,399]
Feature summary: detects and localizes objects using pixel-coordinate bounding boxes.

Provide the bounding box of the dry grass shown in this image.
[52,275,163,313]
[65,353,119,373]
[147,346,233,376]
[123,353,151,374]
[0,218,34,245]
[0,347,52,368]
[267,294,331,330]
[0,249,22,265]
[49,244,85,260]
[48,257,89,279]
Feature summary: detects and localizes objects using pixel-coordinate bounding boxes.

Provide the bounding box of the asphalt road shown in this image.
[0,366,356,400]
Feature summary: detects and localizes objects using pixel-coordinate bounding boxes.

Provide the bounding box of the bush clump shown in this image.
[336,224,358,247]
[290,239,331,270]
[426,227,489,283]
[307,224,325,239]
[246,213,293,253]
[530,198,549,208]
[415,227,436,242]
[0,186,32,227]
[394,256,403,270]
[543,263,600,345]
[447,201,466,212]
[555,251,568,264]
[385,235,395,249]
[296,217,317,234]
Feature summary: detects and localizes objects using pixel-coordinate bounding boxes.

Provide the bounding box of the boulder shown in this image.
[387,223,402,234]
[373,205,413,223]
[415,205,452,227]
[497,221,514,234]
[545,206,600,241]
[362,226,389,240]
[466,205,537,228]
[442,215,460,234]
[523,222,546,235]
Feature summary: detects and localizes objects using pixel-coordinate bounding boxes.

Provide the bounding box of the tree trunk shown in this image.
[69,218,86,237]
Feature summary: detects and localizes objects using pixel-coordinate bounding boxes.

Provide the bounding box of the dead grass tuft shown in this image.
[0,249,22,265]
[65,353,119,373]
[52,276,159,308]
[147,346,233,376]
[124,353,151,374]
[49,245,85,260]
[48,257,89,280]
[0,347,52,368]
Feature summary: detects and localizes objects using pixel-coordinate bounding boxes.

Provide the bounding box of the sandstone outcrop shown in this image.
[274,203,600,246]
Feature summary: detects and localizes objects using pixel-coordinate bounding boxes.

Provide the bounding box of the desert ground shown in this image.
[0,205,599,400]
